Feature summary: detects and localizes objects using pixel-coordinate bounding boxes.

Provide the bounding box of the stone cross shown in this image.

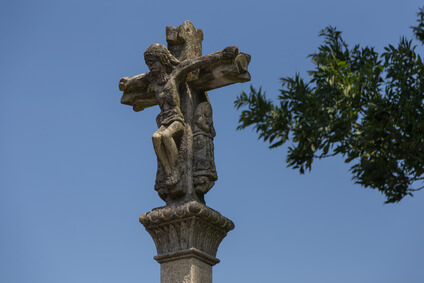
[119,21,250,205]
[118,21,251,283]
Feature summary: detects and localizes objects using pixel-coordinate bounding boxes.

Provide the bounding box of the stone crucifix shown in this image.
[119,21,250,206]
[118,21,251,282]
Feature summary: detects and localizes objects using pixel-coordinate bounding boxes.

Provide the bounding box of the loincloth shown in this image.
[156,107,185,127]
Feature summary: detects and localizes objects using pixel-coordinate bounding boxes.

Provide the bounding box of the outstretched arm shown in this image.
[119,72,150,92]
[176,46,239,79]
[119,72,158,112]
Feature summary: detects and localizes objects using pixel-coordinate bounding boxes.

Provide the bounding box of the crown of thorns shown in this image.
[144,51,166,57]
[144,44,170,56]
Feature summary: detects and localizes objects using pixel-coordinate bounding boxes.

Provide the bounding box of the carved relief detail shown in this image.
[140,201,234,258]
[193,102,217,197]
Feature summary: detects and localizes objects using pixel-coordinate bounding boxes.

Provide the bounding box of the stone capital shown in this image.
[140,201,234,264]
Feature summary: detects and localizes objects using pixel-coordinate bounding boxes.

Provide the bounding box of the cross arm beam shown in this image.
[188,52,251,91]
[176,46,239,81]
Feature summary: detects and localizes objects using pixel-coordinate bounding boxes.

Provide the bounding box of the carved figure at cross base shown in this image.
[119,21,250,206]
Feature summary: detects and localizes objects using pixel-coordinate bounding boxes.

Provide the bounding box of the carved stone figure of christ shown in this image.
[119,43,239,188]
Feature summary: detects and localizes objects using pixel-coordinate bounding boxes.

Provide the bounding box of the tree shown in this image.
[235,8,424,203]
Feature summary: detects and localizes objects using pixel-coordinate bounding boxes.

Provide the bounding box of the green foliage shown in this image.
[235,9,424,203]
[412,7,424,43]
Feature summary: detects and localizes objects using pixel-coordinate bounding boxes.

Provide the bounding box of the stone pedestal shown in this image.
[140,201,234,283]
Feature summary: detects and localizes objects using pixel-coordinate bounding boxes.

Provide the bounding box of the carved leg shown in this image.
[152,126,172,175]
[162,121,184,186]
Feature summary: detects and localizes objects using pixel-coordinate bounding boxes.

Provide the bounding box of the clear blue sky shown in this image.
[1,1,424,282]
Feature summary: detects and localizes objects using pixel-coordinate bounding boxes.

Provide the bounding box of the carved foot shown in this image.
[165,174,180,188]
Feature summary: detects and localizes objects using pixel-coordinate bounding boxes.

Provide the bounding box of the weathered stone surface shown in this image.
[160,257,212,283]
[140,201,234,282]
[140,201,234,259]
[166,21,203,61]
[118,20,251,206]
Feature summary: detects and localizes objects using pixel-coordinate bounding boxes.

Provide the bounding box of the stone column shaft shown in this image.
[159,252,213,283]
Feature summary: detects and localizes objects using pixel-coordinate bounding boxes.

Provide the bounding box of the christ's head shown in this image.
[144,44,179,74]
